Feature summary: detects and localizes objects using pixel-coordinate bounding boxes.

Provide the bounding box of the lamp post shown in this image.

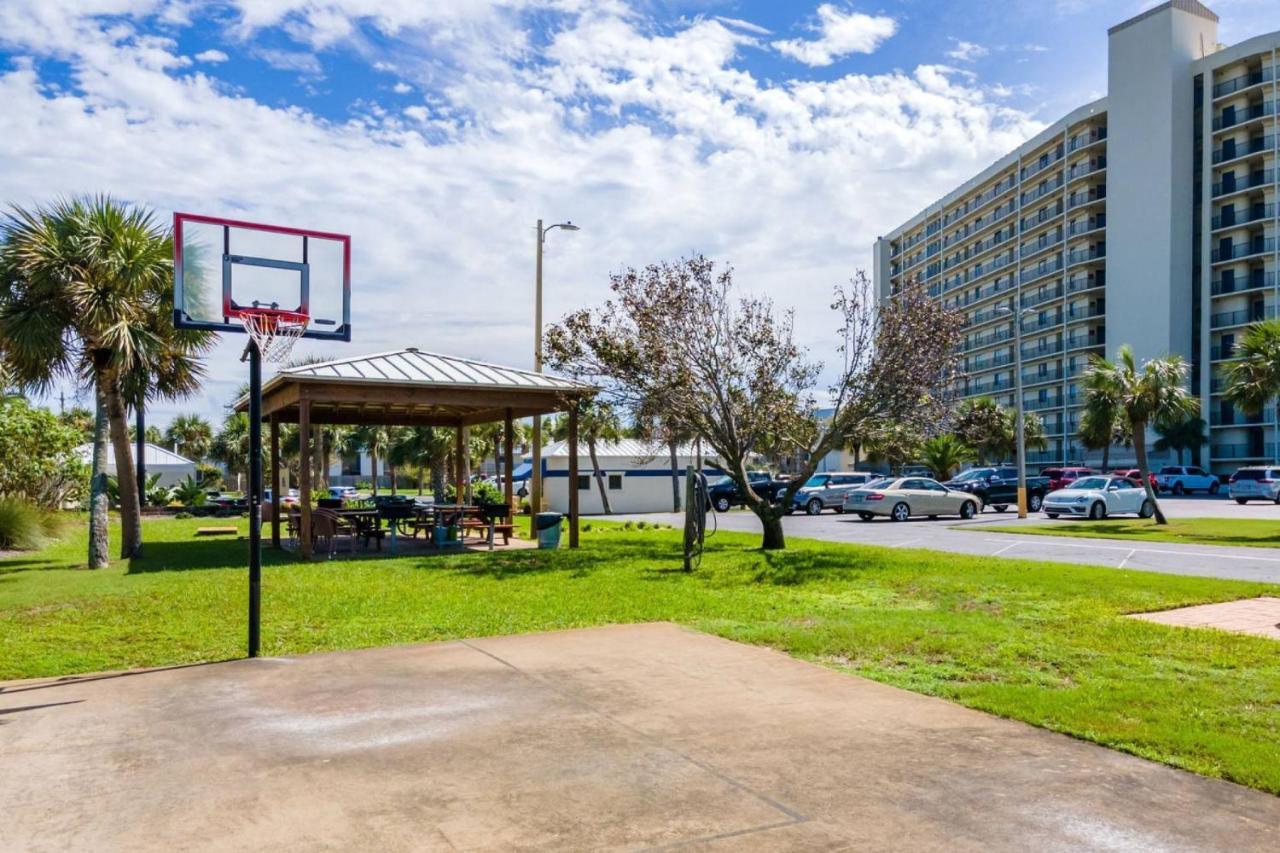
[997,297,1035,518]
[531,219,579,518]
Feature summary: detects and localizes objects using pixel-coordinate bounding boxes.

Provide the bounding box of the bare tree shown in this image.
[546,258,962,550]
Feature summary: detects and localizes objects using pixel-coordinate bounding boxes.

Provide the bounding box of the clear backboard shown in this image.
[173,212,351,342]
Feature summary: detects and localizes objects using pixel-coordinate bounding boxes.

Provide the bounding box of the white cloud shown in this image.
[773,4,897,67]
[392,81,411,94]
[0,0,1042,427]
[254,47,323,75]
[946,40,989,62]
[194,48,229,63]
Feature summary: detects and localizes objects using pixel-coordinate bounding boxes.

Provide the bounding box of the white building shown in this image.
[75,443,197,487]
[539,439,721,515]
[873,1,1280,474]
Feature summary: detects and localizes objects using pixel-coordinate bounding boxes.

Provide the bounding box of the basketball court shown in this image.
[3,624,1276,851]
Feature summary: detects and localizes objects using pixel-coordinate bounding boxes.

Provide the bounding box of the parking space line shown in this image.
[1118,549,1135,569]
[990,542,1019,557]
[981,536,1280,564]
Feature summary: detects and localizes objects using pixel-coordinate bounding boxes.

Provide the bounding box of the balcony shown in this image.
[1067,304,1104,322]
[1025,395,1065,412]
[1066,330,1105,351]
[967,328,1015,350]
[1067,186,1106,210]
[1066,127,1107,153]
[1211,169,1275,198]
[1021,284,1064,308]
[1211,345,1239,360]
[1212,204,1274,230]
[1022,340,1064,359]
[1212,100,1276,132]
[1213,66,1275,99]
[1066,158,1106,182]
[967,353,1015,372]
[1067,245,1106,266]
[1021,176,1064,206]
[1022,312,1064,334]
[1020,204,1064,233]
[1020,255,1063,285]
[1020,147,1064,181]
[1211,443,1274,460]
[1212,134,1276,165]
[1067,273,1105,294]
[1020,231,1063,259]
[969,379,1014,396]
[1210,305,1275,329]
[1022,367,1064,385]
[1212,271,1277,295]
[1067,215,1105,237]
[1211,237,1276,264]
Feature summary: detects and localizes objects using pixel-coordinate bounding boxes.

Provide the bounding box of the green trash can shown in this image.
[535,512,563,550]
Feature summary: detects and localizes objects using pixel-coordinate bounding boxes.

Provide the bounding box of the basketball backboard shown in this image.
[173,212,351,341]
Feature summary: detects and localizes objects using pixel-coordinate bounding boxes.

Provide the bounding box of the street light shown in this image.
[531,219,579,517]
[996,297,1035,518]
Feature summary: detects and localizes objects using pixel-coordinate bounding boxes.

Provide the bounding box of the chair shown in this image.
[312,508,356,558]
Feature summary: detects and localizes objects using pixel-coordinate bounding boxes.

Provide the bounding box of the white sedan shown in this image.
[1042,475,1155,520]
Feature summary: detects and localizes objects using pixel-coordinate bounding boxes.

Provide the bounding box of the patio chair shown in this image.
[312,508,356,558]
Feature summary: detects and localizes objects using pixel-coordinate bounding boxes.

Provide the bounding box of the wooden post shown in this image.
[299,399,312,559]
[568,402,579,548]
[504,408,515,523]
[269,415,281,548]
[454,425,465,504]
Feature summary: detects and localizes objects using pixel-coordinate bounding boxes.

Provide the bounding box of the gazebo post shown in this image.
[299,398,312,559]
[454,424,465,503]
[568,402,579,548]
[269,415,281,549]
[504,408,514,522]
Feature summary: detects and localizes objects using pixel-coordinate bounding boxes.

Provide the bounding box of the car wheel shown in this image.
[959,501,976,520]
[1209,481,1220,495]
[805,498,823,516]
[992,504,1008,513]
[1046,512,1060,519]
[1028,494,1043,513]
[858,512,875,521]
[891,502,910,522]
[1139,499,1155,519]
[1089,501,1106,520]
[713,496,731,513]
[833,506,845,514]
[1236,498,1249,505]
[1172,482,1185,496]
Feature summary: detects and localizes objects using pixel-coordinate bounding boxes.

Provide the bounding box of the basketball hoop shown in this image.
[234,305,310,362]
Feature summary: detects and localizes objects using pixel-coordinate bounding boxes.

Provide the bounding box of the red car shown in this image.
[1110,469,1159,491]
[1041,467,1097,492]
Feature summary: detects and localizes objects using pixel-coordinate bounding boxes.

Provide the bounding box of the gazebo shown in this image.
[238,348,592,557]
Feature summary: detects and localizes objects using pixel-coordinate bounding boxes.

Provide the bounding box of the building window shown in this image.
[577,475,591,490]
[608,474,623,491]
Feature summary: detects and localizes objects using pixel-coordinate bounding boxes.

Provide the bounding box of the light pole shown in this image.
[997,297,1035,518]
[531,219,579,518]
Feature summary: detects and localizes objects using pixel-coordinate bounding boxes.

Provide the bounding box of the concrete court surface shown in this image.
[613,496,1280,585]
[3,624,1278,852]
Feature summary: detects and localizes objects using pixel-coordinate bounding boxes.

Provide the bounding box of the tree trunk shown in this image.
[390,462,398,495]
[1101,442,1110,471]
[668,439,681,512]
[104,383,142,558]
[1133,420,1167,525]
[314,429,326,493]
[370,446,379,496]
[588,438,611,514]
[418,466,425,495]
[760,509,786,550]
[88,384,110,569]
[461,427,472,504]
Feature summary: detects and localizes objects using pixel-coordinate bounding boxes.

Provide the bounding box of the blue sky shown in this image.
[0,0,1275,428]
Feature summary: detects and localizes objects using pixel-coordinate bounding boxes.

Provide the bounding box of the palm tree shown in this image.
[0,196,211,563]
[1225,319,1280,435]
[920,434,970,480]
[864,422,925,473]
[211,411,254,493]
[342,425,391,495]
[388,427,453,498]
[1078,368,1123,470]
[1154,415,1207,466]
[164,414,214,461]
[551,398,623,514]
[952,397,1009,464]
[1084,346,1197,524]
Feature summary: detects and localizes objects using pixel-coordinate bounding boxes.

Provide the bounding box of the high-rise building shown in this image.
[873,1,1279,474]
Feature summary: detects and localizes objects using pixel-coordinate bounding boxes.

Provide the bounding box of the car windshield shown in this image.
[952,468,993,481]
[705,475,729,487]
[1158,467,1180,475]
[864,478,895,490]
[1071,477,1110,490]
[803,476,829,488]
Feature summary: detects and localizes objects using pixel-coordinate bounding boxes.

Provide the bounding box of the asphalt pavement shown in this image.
[613,494,1280,585]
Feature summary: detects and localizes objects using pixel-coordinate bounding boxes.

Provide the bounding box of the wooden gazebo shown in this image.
[237,348,592,557]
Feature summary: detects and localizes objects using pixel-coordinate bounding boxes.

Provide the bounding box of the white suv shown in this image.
[1228,467,1280,504]
[1155,466,1219,495]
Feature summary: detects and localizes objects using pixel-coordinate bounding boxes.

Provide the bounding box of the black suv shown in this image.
[706,472,786,512]
[942,467,1049,513]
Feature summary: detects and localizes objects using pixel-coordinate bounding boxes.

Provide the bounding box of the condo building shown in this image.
[873,1,1279,474]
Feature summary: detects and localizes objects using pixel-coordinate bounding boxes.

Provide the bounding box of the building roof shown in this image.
[75,443,196,467]
[538,439,718,461]
[1109,1,1218,35]
[275,348,585,393]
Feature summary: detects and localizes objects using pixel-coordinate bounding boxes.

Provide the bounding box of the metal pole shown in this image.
[247,342,263,658]
[1011,299,1027,518]
[135,402,146,510]
[531,219,543,521]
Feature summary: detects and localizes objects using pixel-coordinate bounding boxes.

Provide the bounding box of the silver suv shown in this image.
[791,472,879,515]
[1228,467,1280,504]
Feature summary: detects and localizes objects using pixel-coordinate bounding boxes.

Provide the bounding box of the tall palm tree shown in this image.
[211,411,254,493]
[1154,415,1207,466]
[1078,367,1123,470]
[1225,319,1280,436]
[164,414,214,461]
[388,427,453,498]
[0,196,211,563]
[1084,346,1197,524]
[920,434,970,480]
[342,425,392,495]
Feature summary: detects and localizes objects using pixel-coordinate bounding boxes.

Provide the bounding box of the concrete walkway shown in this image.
[2,624,1276,851]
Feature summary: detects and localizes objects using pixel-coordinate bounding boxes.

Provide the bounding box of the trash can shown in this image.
[535,512,563,550]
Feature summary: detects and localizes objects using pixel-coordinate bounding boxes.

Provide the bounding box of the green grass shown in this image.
[980,517,1280,548]
[3,515,1279,794]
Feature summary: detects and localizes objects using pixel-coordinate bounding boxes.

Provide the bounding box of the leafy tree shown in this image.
[951,397,1047,465]
[1084,347,1197,524]
[128,424,163,445]
[0,397,87,508]
[164,414,214,462]
[195,463,223,491]
[0,197,212,564]
[342,425,392,496]
[546,261,963,550]
[59,406,95,443]
[211,411,255,493]
[863,422,925,473]
[1154,415,1207,466]
[920,434,970,480]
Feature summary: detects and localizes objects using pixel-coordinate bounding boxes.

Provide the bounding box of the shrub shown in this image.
[582,522,593,532]
[443,480,506,505]
[0,398,87,508]
[171,475,207,507]
[175,511,193,520]
[636,520,648,529]
[0,497,48,550]
[195,463,223,491]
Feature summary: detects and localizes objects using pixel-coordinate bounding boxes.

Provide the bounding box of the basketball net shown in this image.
[237,308,309,362]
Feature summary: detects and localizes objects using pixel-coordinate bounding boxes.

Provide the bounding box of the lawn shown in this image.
[3,515,1279,794]
[980,517,1280,548]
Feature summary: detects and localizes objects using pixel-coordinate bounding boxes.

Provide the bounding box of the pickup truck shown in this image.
[1155,465,1220,495]
[941,466,1051,513]
[706,472,787,512]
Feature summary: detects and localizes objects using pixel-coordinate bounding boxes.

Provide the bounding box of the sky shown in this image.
[1,0,1276,432]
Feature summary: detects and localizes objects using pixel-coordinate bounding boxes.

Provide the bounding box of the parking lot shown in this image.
[616,494,1280,584]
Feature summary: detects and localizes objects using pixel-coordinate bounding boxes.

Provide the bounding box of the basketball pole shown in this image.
[247,341,263,658]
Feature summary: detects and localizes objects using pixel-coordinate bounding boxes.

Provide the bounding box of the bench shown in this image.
[194,527,239,537]
[461,518,514,545]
